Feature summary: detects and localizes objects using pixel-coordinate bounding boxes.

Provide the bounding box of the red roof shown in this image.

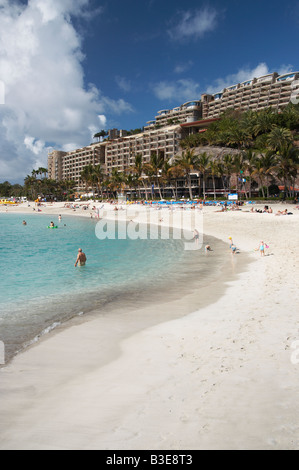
[180,118,219,128]
[279,186,299,191]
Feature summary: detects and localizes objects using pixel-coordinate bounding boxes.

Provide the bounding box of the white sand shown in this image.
[0,201,299,450]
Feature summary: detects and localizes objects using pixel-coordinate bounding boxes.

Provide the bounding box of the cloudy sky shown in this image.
[0,0,298,182]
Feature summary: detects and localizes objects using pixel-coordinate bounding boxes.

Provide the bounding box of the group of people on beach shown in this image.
[250,205,294,216]
[193,232,268,257]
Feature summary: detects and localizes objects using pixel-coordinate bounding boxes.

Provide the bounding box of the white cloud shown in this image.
[174,61,193,74]
[277,64,294,76]
[0,0,132,182]
[24,136,45,156]
[206,63,270,94]
[152,79,200,103]
[98,114,107,128]
[168,7,218,41]
[115,76,132,93]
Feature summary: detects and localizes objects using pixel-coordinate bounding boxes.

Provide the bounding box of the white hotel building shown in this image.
[48,71,299,186]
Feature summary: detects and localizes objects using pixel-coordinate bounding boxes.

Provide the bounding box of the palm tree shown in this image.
[175,149,198,200]
[279,103,299,130]
[197,152,211,199]
[110,169,125,198]
[80,164,95,196]
[221,154,234,192]
[232,153,248,196]
[143,152,164,200]
[266,127,293,152]
[125,173,139,199]
[240,110,257,140]
[133,153,148,200]
[37,167,48,179]
[24,174,37,200]
[168,164,184,200]
[160,161,175,198]
[226,127,251,150]
[241,149,259,199]
[253,109,278,136]
[94,130,108,141]
[209,159,221,200]
[275,143,299,197]
[259,152,278,198]
[252,156,267,198]
[93,164,105,198]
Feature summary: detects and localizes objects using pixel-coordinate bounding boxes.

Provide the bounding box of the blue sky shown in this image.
[0,0,298,182]
[79,0,299,129]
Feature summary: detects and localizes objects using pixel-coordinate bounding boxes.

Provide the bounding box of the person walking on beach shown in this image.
[193,229,200,246]
[75,248,87,267]
[259,241,266,257]
[231,243,237,255]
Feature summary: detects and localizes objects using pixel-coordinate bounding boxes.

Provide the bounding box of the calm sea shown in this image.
[0,212,228,362]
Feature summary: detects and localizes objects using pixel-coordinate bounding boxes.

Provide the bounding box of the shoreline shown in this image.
[0,207,242,364]
[0,202,298,449]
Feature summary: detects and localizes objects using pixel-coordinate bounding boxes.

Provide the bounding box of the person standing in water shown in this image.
[75,248,87,267]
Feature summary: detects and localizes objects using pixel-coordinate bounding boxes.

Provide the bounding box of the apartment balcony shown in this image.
[279,97,291,104]
[270,89,280,95]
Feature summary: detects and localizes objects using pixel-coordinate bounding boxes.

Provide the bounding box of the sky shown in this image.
[0,0,298,183]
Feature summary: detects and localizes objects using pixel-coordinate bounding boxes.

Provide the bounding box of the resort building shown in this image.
[202,72,299,118]
[105,124,182,176]
[47,150,65,182]
[48,144,105,186]
[48,71,299,189]
[144,101,202,130]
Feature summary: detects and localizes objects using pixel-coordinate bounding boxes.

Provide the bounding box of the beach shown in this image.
[0,201,299,450]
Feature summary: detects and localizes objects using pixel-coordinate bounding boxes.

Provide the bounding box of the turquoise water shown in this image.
[0,212,227,361]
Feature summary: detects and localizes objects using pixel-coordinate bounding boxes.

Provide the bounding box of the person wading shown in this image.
[75,248,87,267]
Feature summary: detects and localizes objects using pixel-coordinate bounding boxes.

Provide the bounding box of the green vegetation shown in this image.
[94,104,298,201]
[126,128,144,136]
[3,104,298,202]
[181,104,299,150]
[0,168,77,201]
[93,130,108,141]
